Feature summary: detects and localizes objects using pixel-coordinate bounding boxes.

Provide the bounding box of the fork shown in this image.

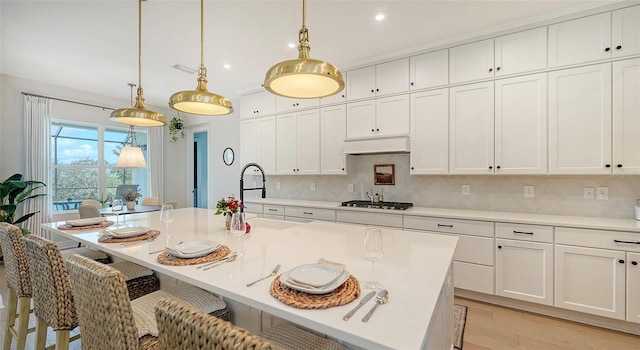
[199,253,238,270]
[121,235,158,246]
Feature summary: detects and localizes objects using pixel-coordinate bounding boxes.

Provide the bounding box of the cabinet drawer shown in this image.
[496,223,553,243]
[404,216,494,237]
[453,261,495,294]
[556,227,640,253]
[263,205,284,216]
[285,206,336,222]
[244,203,263,214]
[336,210,403,228]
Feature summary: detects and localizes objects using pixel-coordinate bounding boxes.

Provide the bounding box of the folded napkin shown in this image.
[317,258,346,275]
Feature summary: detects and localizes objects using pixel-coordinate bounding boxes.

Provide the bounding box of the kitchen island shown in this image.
[42,208,458,350]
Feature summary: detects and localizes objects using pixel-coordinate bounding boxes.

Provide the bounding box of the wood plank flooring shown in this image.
[1,263,638,349]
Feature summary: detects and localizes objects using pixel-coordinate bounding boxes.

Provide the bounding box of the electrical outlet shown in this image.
[348,184,354,192]
[462,185,470,195]
[276,181,281,190]
[596,186,608,200]
[310,183,316,192]
[524,186,535,198]
[584,187,595,199]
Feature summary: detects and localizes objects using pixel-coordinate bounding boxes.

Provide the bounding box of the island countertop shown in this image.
[42,208,458,350]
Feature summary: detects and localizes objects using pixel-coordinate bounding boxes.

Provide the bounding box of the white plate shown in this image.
[65,217,106,227]
[288,263,341,287]
[281,269,350,294]
[104,226,151,238]
[167,240,220,258]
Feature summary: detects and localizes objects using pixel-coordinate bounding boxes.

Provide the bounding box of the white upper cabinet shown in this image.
[240,90,276,119]
[613,58,640,174]
[549,64,612,174]
[276,96,319,114]
[346,59,410,100]
[409,49,449,90]
[450,28,547,84]
[612,5,640,58]
[276,109,320,175]
[320,105,347,175]
[410,89,449,174]
[346,95,410,140]
[320,74,348,105]
[240,116,276,174]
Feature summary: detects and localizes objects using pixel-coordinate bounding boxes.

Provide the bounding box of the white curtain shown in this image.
[23,95,52,238]
[148,126,164,201]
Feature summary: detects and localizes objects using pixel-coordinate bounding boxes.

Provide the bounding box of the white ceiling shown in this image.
[1,0,620,110]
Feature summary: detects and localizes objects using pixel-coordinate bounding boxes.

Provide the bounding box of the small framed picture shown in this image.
[374,164,395,185]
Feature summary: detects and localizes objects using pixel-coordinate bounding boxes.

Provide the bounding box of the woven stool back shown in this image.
[155,298,273,350]
[0,223,31,297]
[23,235,77,331]
[65,254,141,350]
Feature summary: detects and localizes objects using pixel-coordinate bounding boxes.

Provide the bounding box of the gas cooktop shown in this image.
[341,200,413,210]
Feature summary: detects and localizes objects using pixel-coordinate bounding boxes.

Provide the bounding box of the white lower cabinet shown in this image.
[496,239,553,305]
[627,252,640,323]
[336,210,403,229]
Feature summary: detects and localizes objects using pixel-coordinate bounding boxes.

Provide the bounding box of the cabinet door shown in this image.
[613,58,640,174]
[628,252,640,323]
[496,239,553,306]
[346,66,376,100]
[320,76,347,105]
[409,50,448,90]
[549,64,612,174]
[321,105,346,174]
[449,39,494,84]
[276,112,297,174]
[346,100,376,139]
[555,245,625,320]
[495,73,547,174]
[494,27,547,76]
[410,89,449,174]
[257,116,276,174]
[375,58,410,96]
[240,90,276,119]
[375,95,410,137]
[548,12,612,67]
[296,109,320,174]
[612,5,640,58]
[275,96,298,113]
[240,119,258,166]
[449,82,495,174]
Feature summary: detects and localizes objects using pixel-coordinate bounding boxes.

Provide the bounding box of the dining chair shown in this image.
[155,298,347,350]
[65,254,230,350]
[80,200,100,208]
[115,184,139,200]
[140,196,161,205]
[0,223,34,350]
[78,205,101,219]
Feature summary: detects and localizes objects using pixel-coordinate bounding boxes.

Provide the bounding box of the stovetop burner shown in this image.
[341,200,413,210]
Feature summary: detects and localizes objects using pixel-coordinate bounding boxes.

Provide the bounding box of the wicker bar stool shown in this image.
[65,254,230,350]
[0,223,34,350]
[155,298,347,350]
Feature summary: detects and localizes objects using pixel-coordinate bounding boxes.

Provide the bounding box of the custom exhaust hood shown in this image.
[343,136,410,155]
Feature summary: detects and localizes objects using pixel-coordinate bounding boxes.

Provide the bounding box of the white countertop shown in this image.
[43,208,458,350]
[245,198,640,233]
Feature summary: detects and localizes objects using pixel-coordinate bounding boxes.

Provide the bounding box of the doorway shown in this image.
[193,131,208,208]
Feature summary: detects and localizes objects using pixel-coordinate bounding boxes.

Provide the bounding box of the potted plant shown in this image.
[121,188,142,210]
[0,173,47,235]
[93,192,112,208]
[215,195,244,230]
[169,116,185,143]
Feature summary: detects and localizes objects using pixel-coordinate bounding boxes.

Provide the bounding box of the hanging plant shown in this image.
[169,116,185,142]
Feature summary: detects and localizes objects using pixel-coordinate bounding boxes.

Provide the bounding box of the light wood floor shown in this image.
[0,263,638,349]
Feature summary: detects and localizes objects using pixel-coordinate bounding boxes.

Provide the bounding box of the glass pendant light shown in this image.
[110,0,166,126]
[168,0,233,116]
[263,0,344,99]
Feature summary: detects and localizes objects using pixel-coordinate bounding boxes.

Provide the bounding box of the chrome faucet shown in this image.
[365,191,374,205]
[239,163,266,213]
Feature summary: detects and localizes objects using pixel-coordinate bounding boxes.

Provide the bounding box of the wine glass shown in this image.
[363,227,384,290]
[230,212,246,256]
[160,204,174,247]
[111,199,123,227]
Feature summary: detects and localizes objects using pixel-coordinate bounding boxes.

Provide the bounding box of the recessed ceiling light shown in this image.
[375,14,385,21]
[223,64,231,69]
[288,42,296,49]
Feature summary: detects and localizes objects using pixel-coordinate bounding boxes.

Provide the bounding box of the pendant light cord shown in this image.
[138,0,142,90]
[200,0,205,68]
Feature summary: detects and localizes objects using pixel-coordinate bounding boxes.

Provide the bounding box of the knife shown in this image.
[343,291,375,321]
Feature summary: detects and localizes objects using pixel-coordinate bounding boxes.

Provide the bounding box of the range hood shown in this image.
[343,136,410,155]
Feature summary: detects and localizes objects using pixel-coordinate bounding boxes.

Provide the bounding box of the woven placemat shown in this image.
[57,220,114,230]
[98,230,160,243]
[157,245,231,266]
[270,275,361,309]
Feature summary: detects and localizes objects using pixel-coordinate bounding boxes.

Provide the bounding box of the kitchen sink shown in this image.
[341,200,413,210]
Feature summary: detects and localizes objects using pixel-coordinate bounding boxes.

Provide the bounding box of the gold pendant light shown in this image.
[263,0,344,99]
[168,0,233,116]
[110,0,166,127]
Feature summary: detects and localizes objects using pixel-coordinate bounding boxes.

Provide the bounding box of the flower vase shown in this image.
[126,201,136,210]
[225,215,232,230]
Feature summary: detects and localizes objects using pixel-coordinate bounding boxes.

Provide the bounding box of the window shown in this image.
[51,122,148,211]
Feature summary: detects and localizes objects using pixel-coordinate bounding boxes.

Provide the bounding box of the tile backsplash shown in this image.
[242,154,640,219]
